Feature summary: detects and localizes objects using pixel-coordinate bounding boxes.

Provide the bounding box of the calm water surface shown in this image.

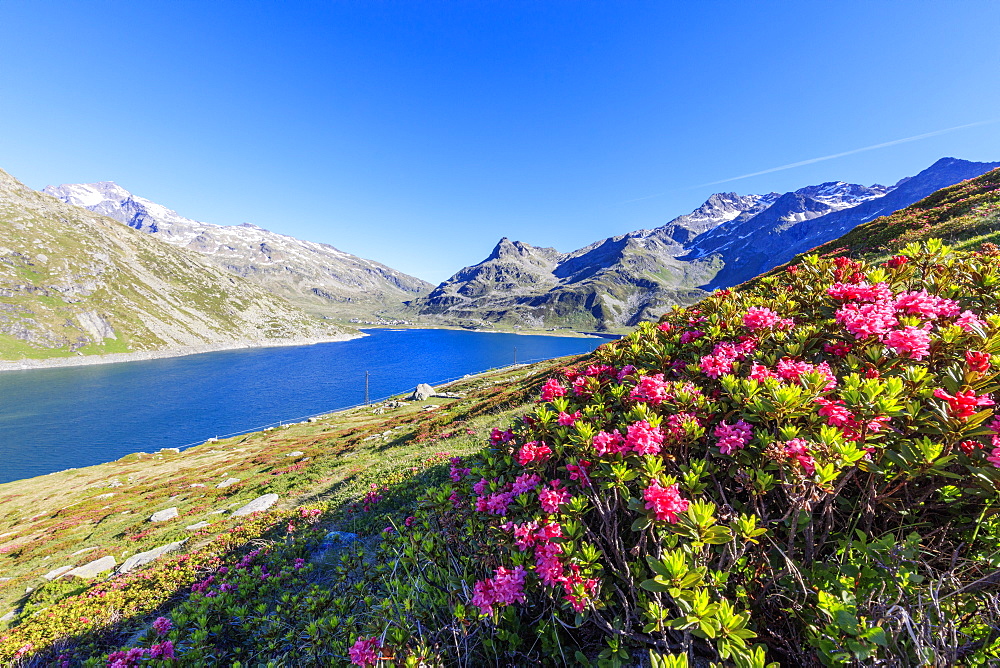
[0,329,605,484]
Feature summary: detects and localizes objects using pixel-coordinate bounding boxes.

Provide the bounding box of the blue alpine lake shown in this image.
[0,329,607,484]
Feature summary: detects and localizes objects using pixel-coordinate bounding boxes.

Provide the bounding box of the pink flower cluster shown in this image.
[967,350,992,373]
[784,439,816,476]
[934,388,995,420]
[630,373,671,404]
[592,429,626,455]
[557,410,582,426]
[750,358,837,390]
[642,480,689,522]
[814,397,890,442]
[566,460,592,486]
[713,419,753,454]
[471,565,527,615]
[957,310,987,333]
[107,643,174,667]
[626,420,665,455]
[742,306,793,331]
[499,519,598,611]
[512,472,542,495]
[517,441,552,466]
[449,456,472,482]
[700,339,755,379]
[538,480,572,513]
[151,616,172,636]
[490,428,514,445]
[883,325,933,360]
[349,636,383,667]
[540,378,567,402]
[894,290,960,320]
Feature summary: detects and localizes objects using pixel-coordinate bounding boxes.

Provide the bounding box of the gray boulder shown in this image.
[43,565,75,581]
[216,478,240,489]
[185,521,210,531]
[149,507,179,522]
[408,383,435,401]
[231,494,279,518]
[66,556,116,579]
[118,540,187,575]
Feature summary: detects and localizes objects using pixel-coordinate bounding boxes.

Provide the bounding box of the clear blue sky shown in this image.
[1,1,998,283]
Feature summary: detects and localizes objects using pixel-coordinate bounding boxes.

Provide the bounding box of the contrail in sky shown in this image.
[620,119,998,204]
[695,119,999,188]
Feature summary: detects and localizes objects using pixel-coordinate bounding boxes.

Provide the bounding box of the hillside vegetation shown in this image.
[3,238,999,667]
[0,169,343,362]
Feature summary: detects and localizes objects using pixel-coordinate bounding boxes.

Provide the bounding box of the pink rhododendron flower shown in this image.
[557,410,582,426]
[680,329,705,343]
[349,636,383,667]
[886,255,909,268]
[566,460,592,486]
[539,480,572,513]
[617,364,637,381]
[585,363,614,377]
[774,358,837,390]
[490,428,514,445]
[784,438,816,476]
[476,489,515,515]
[823,341,853,357]
[713,419,753,454]
[893,290,960,320]
[630,373,670,404]
[534,541,566,587]
[988,446,1000,469]
[835,300,898,339]
[956,310,987,333]
[626,420,664,455]
[967,350,992,373]
[148,641,175,660]
[152,616,172,636]
[572,375,594,398]
[449,456,472,482]
[540,378,567,402]
[883,325,933,360]
[642,480,689,522]
[657,321,673,332]
[592,430,626,455]
[827,281,892,302]
[700,352,735,378]
[815,397,853,427]
[742,306,786,331]
[517,441,552,466]
[471,565,527,615]
[107,648,148,668]
[749,362,777,382]
[934,388,995,420]
[472,477,490,495]
[511,472,542,495]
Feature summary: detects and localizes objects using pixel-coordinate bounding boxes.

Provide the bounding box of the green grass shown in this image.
[0,353,577,663]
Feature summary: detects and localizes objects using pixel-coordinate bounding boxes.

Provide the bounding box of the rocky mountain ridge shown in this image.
[43,182,434,318]
[0,169,345,361]
[410,157,1000,330]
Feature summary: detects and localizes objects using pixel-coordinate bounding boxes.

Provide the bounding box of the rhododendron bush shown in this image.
[360,242,1000,666]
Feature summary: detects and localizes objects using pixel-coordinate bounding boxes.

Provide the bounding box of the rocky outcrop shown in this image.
[43,182,434,317]
[409,158,1000,330]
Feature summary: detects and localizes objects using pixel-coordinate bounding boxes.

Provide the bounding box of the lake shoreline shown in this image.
[0,332,365,374]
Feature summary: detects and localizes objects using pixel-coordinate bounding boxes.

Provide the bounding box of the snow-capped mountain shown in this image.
[410,157,1000,330]
[42,183,433,316]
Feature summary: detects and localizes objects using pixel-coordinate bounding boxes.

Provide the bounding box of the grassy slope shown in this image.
[0,169,341,361]
[0,355,581,661]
